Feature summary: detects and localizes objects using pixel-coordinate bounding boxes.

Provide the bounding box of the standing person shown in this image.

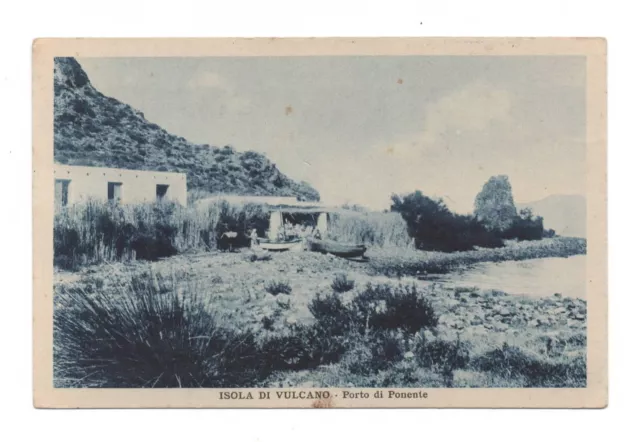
[277,225,286,242]
[249,228,259,249]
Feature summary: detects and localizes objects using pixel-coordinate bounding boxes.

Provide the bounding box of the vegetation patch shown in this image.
[54,200,270,270]
[54,272,264,388]
[470,342,586,387]
[331,273,355,293]
[265,279,292,295]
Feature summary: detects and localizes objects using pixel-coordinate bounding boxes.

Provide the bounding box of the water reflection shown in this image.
[426,255,587,299]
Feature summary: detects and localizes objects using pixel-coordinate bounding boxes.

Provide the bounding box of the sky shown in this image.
[78,56,586,213]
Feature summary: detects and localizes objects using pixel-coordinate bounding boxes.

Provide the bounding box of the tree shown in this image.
[391,191,502,252]
[502,207,545,241]
[474,175,518,232]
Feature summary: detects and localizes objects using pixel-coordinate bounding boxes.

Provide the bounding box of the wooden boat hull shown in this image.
[259,239,302,251]
[306,238,367,258]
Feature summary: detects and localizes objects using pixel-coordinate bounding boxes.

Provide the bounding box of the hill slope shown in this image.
[53,57,320,201]
[517,195,586,238]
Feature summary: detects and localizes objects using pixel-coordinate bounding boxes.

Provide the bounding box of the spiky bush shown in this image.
[331,273,355,293]
[265,279,292,295]
[54,271,263,388]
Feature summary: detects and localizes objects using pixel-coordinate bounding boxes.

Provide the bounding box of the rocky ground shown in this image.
[54,246,587,388]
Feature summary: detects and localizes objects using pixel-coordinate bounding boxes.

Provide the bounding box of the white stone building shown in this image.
[54,164,188,207]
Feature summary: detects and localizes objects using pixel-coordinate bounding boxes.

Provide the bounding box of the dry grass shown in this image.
[328,211,413,248]
[54,199,269,269]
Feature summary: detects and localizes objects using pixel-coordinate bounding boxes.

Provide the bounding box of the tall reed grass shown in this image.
[328,211,413,248]
[54,199,269,269]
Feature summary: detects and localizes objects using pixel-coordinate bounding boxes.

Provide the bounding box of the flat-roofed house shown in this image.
[54,164,188,207]
[195,194,334,240]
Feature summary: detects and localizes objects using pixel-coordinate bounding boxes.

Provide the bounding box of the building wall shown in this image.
[54,164,188,206]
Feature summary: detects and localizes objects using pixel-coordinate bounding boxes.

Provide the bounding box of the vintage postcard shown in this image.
[33,38,607,408]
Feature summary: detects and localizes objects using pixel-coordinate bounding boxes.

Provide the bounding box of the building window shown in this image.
[156,184,169,201]
[55,179,71,207]
[108,182,123,203]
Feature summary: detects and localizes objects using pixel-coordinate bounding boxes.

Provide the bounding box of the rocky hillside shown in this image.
[53,57,320,201]
[517,195,586,238]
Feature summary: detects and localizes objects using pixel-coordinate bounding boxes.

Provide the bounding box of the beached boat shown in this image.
[259,238,302,251]
[306,238,367,258]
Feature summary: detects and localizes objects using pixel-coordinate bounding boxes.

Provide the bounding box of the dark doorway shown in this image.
[156,184,169,201]
[55,179,71,207]
[108,182,122,202]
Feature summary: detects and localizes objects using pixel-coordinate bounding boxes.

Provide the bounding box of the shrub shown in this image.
[471,342,586,387]
[352,283,439,334]
[261,315,276,331]
[502,208,544,241]
[309,292,357,335]
[413,330,471,386]
[265,279,292,295]
[54,271,263,388]
[244,252,272,262]
[259,324,346,372]
[331,273,355,293]
[391,191,503,252]
[310,283,438,336]
[370,330,407,366]
[341,331,406,376]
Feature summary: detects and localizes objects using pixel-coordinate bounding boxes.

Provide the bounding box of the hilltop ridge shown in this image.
[517,194,586,238]
[53,57,320,201]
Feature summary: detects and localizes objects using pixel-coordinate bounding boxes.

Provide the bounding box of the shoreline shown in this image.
[364,236,586,276]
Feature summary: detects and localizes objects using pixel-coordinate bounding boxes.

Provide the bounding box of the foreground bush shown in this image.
[353,283,439,334]
[413,329,471,387]
[54,272,263,388]
[471,342,586,387]
[310,283,438,336]
[307,283,438,380]
[265,279,292,295]
[260,324,347,371]
[331,273,355,293]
